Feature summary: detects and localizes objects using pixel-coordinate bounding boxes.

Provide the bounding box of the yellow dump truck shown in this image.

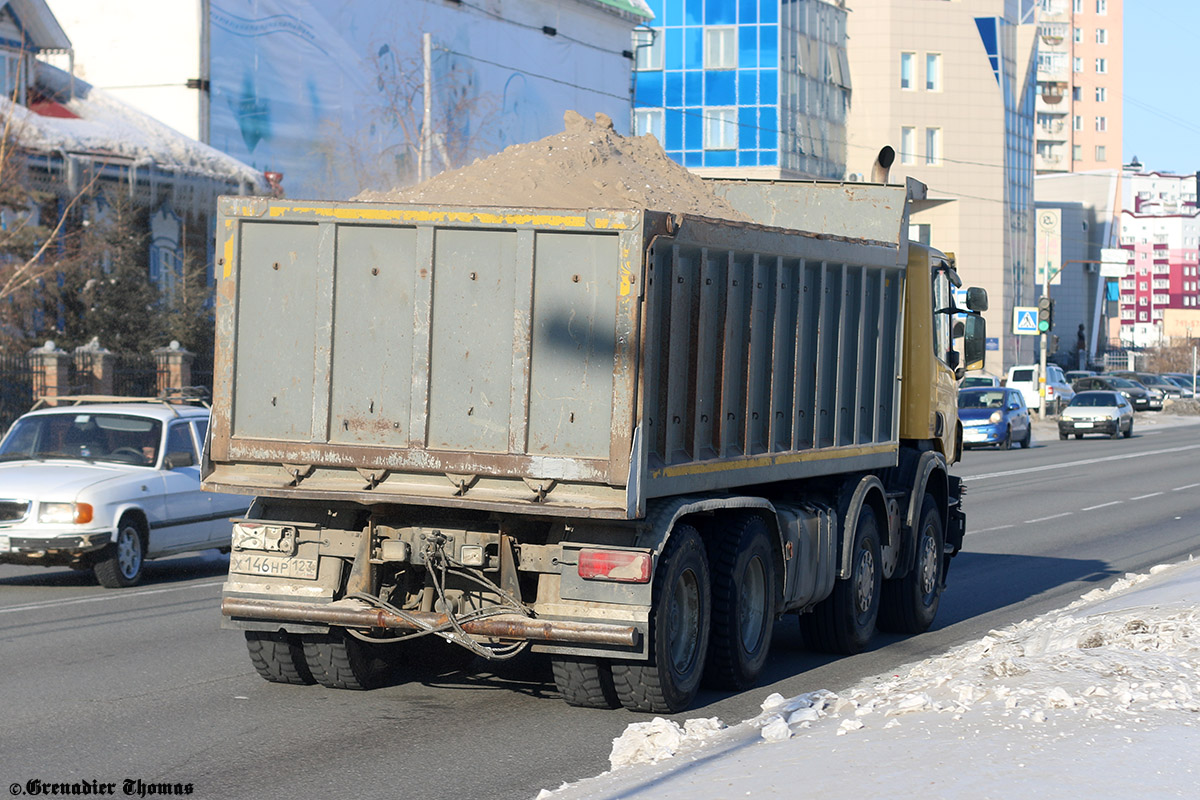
[203,176,986,712]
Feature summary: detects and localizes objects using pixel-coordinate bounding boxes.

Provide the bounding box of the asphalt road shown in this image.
[3,415,1199,800]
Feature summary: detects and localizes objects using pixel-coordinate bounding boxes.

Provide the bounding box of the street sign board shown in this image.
[1013,306,1039,335]
[1100,247,1129,278]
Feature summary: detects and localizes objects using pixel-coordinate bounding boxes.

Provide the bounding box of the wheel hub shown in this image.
[738,556,767,651]
[854,548,876,614]
[667,569,700,672]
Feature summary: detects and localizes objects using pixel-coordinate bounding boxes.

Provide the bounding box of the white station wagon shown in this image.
[0,398,249,587]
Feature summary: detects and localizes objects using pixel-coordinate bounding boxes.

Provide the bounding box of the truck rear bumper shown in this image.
[221,596,641,649]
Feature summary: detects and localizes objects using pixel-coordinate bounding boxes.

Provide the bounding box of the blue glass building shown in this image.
[633,0,850,179]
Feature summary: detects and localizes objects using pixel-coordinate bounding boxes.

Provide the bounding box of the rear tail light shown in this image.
[577,548,652,583]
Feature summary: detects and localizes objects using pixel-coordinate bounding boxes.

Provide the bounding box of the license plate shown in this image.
[0,534,9,552]
[230,553,318,580]
[1074,421,1093,429]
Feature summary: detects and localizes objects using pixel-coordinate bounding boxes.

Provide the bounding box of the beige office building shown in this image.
[1034,0,1122,174]
[847,0,1039,372]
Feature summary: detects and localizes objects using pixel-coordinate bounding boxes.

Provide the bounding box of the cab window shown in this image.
[931,264,953,364]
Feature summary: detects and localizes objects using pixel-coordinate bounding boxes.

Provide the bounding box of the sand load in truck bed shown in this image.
[356,111,750,221]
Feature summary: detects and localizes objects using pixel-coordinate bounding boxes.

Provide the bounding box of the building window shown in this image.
[1095,86,1106,102]
[1073,27,1082,43]
[900,126,916,164]
[925,53,941,91]
[1073,115,1082,131]
[1072,86,1082,101]
[1095,116,1107,132]
[635,108,664,141]
[703,107,737,150]
[0,48,21,103]
[1073,145,1083,161]
[1074,0,1083,11]
[1073,57,1083,73]
[633,29,662,71]
[704,27,737,69]
[1096,145,1106,162]
[1095,58,1107,73]
[900,52,915,89]
[1096,0,1107,14]
[925,127,941,166]
[1095,28,1107,44]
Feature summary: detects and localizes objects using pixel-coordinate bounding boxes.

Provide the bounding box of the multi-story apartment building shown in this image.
[632,0,851,179]
[1034,0,1122,174]
[1116,171,1200,346]
[845,0,1039,372]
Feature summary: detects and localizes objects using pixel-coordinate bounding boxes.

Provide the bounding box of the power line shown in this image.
[437,47,630,103]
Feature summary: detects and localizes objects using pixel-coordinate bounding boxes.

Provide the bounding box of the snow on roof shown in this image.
[4,60,264,189]
[1,0,71,51]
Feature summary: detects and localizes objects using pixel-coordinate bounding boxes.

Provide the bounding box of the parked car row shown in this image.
[958,366,1192,451]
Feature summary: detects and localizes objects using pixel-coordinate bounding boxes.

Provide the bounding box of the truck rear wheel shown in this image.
[799,505,880,654]
[703,515,776,690]
[245,630,315,685]
[612,525,710,713]
[878,494,943,634]
[551,656,620,708]
[302,630,391,690]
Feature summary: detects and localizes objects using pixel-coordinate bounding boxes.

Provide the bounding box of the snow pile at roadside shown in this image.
[751,564,1200,744]
[545,557,1200,799]
[608,717,726,768]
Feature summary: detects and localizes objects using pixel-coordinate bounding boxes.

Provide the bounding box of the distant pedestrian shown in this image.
[1076,324,1087,370]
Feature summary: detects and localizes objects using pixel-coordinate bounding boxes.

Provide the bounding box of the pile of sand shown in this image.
[356,111,748,220]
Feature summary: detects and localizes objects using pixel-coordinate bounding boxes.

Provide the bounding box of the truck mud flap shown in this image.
[944,475,967,582]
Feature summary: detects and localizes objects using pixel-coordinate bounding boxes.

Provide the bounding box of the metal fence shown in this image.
[0,354,37,434]
[112,352,169,397]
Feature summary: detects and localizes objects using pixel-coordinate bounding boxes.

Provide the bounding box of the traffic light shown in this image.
[1037,296,1054,333]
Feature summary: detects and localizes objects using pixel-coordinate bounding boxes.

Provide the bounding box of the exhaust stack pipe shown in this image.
[871,146,896,184]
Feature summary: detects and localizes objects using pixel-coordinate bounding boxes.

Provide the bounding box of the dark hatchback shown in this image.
[1071,375,1158,411]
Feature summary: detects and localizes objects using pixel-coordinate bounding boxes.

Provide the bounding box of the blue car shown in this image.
[958,387,1032,450]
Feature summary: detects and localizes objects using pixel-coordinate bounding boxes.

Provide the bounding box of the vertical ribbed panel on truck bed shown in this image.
[637,214,907,500]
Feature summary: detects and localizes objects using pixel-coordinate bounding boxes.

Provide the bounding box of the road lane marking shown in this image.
[0,580,224,615]
[967,524,1015,535]
[1172,483,1200,491]
[1082,501,1123,511]
[1130,492,1164,500]
[961,443,1200,482]
[1024,512,1073,524]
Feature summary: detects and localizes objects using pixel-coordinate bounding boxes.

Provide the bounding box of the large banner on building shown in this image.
[205,0,638,199]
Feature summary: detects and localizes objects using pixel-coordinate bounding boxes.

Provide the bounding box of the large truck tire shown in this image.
[703,514,776,690]
[878,494,943,634]
[245,630,315,685]
[551,656,620,708]
[799,505,881,654]
[612,525,711,713]
[302,630,391,690]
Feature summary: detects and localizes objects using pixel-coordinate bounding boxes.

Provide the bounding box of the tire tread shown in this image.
[245,631,315,685]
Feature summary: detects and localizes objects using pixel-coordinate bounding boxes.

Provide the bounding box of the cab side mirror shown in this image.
[966,287,988,312]
[963,314,987,371]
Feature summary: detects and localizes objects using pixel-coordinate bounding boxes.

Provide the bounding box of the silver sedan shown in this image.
[1058,391,1134,440]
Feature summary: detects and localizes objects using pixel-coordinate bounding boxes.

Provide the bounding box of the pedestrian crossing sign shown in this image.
[1013,307,1039,336]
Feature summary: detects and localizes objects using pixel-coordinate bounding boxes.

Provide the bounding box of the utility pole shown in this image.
[421,32,432,183]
